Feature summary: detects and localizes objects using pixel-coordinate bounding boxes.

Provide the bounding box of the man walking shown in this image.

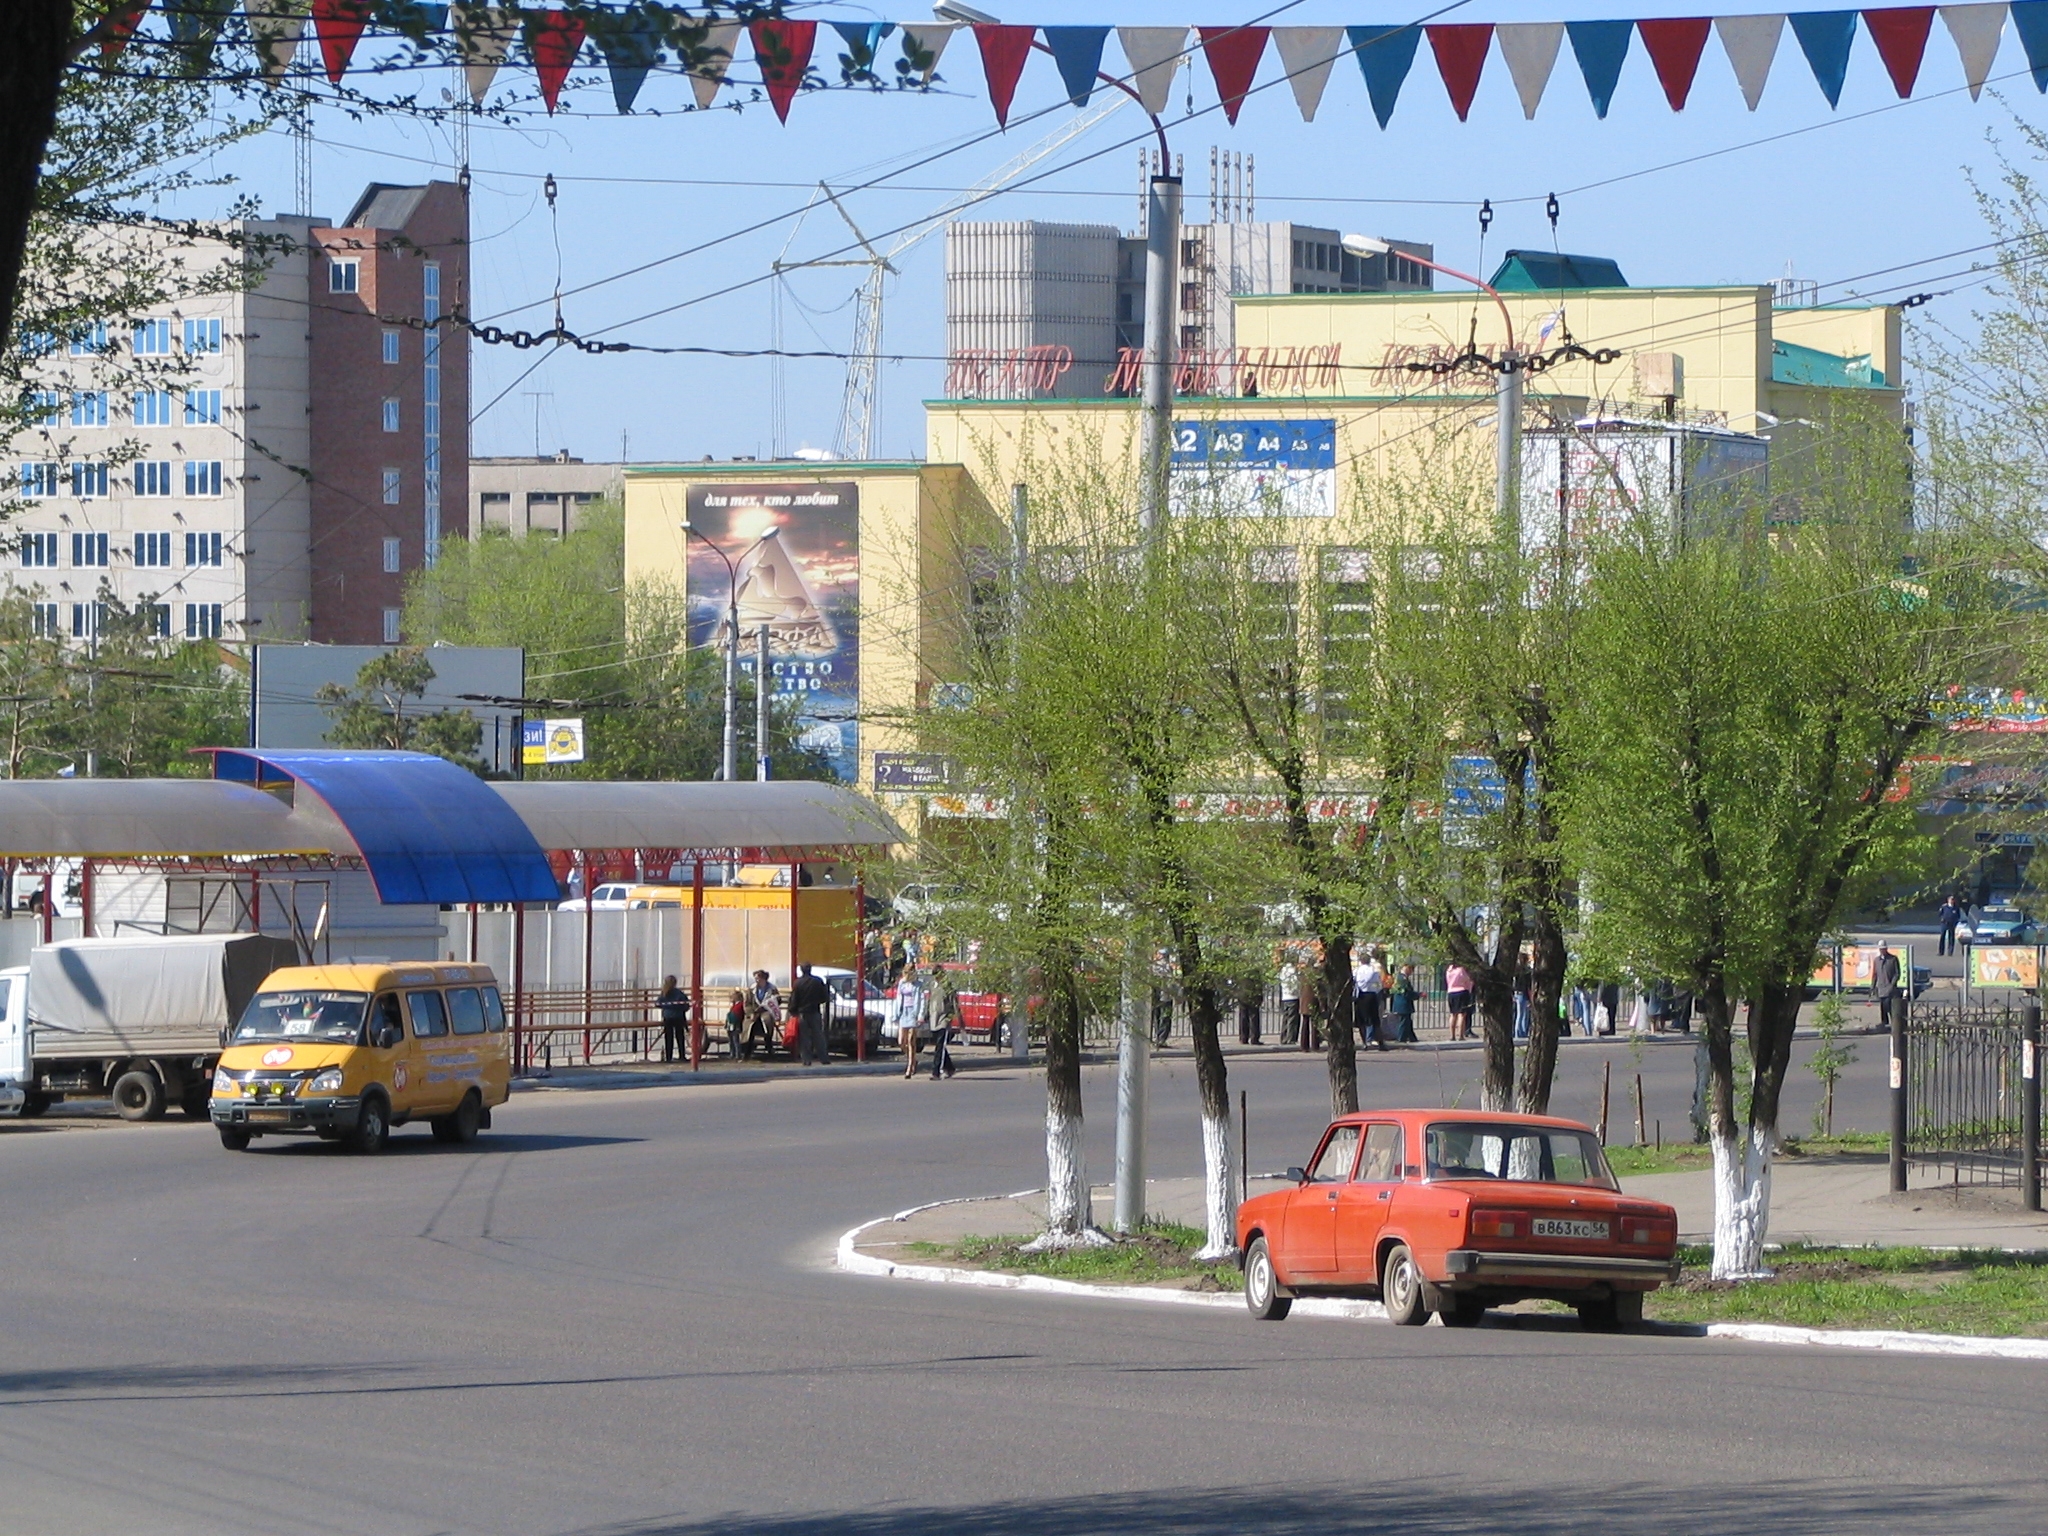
[1873,944,1903,1032]
[791,963,832,1067]
[1355,947,1387,1052]
[656,974,690,1064]
[1938,894,1962,958]
[927,967,957,1080]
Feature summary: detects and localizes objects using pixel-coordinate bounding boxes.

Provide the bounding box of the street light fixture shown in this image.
[682,521,778,782]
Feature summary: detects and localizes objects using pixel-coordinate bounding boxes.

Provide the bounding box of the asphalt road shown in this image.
[2,1035,2040,1536]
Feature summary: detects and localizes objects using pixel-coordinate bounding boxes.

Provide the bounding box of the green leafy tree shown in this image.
[317,647,483,769]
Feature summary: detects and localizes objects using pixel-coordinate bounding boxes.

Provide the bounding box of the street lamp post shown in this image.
[682,523,777,782]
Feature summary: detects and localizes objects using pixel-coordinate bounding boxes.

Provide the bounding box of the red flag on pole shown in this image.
[312,0,372,85]
[1427,24,1493,121]
[531,10,589,114]
[1863,6,1935,97]
[97,0,149,61]
[750,18,816,122]
[1198,25,1270,125]
[1636,17,1712,109]
[973,24,1037,127]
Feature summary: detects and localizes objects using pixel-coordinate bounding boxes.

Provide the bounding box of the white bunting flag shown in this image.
[1496,22,1564,118]
[1118,27,1192,118]
[453,3,518,104]
[1272,26,1345,121]
[1941,4,2007,100]
[1716,13,1785,111]
[246,0,309,81]
[897,22,958,85]
[688,19,743,108]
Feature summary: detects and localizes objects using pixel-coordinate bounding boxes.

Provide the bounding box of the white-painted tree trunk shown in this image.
[1709,1122,1775,1279]
[1025,1105,1109,1250]
[1194,1108,1240,1262]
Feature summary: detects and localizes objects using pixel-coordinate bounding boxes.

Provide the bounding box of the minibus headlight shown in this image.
[307,1067,345,1094]
[212,1068,235,1096]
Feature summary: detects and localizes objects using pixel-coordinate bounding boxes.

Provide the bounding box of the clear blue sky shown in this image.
[170,2,2048,463]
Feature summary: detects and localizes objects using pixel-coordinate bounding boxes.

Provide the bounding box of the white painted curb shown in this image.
[835,1195,2048,1360]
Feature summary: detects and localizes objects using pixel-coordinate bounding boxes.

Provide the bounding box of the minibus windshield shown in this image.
[233,990,369,1044]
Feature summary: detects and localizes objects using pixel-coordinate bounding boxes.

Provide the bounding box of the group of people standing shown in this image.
[889,964,959,1081]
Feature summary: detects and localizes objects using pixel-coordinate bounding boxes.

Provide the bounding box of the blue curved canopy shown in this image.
[209,748,559,905]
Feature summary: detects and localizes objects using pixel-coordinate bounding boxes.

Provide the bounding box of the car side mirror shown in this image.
[1286,1165,1307,1185]
[377,1025,403,1049]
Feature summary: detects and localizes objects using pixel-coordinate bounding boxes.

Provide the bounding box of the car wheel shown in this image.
[1440,1297,1487,1328]
[353,1093,390,1154]
[1613,1289,1645,1331]
[1243,1237,1292,1321]
[450,1090,481,1145]
[217,1126,252,1152]
[18,1091,51,1119]
[1381,1244,1429,1327]
[1577,1295,1621,1332]
[111,1068,165,1123]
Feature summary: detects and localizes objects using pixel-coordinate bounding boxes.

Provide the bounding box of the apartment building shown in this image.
[471,452,622,537]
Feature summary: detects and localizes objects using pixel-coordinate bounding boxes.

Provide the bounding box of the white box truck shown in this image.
[0,933,300,1120]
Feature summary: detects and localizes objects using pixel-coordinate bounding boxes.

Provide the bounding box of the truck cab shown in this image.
[0,967,27,1114]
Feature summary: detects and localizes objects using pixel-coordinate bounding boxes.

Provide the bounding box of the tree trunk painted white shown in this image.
[1194,1108,1240,1262]
[1025,1105,1109,1250]
[1709,1122,1774,1279]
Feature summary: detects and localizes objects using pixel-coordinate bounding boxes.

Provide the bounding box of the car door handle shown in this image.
[1327,1190,1338,1201]
[1378,1190,1391,1201]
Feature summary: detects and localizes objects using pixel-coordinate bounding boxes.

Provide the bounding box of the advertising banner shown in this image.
[873,753,957,790]
[1968,945,2040,990]
[686,482,859,782]
[1170,418,1336,518]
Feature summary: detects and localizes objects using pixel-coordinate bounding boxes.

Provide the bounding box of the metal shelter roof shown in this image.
[208,749,559,905]
[489,780,905,858]
[0,779,345,859]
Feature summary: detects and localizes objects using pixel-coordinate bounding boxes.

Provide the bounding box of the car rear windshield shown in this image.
[234,990,369,1044]
[1425,1123,1616,1190]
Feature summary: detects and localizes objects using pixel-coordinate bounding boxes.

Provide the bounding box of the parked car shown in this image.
[1969,905,2039,944]
[1237,1109,1680,1331]
[890,883,958,926]
[558,882,633,912]
[772,967,884,1057]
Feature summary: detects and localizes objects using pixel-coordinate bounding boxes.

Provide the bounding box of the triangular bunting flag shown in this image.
[1199,25,1269,125]
[1716,13,1784,109]
[897,23,957,85]
[1567,20,1633,118]
[1043,27,1111,107]
[97,0,150,61]
[592,8,662,113]
[528,9,588,114]
[1638,17,1712,109]
[1942,3,2007,98]
[454,3,517,102]
[1790,10,1859,106]
[1864,6,1936,95]
[1273,27,1344,122]
[972,25,1036,127]
[1428,24,1493,119]
[312,0,371,87]
[2014,1,2048,87]
[164,0,234,77]
[750,18,816,122]
[247,0,309,80]
[829,21,893,78]
[684,20,742,107]
[1496,22,1563,118]
[1118,28,1189,118]
[1348,25,1422,128]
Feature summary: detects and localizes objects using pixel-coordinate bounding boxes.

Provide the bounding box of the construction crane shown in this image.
[771,93,1128,462]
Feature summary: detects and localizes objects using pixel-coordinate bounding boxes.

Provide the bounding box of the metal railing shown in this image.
[1904,1002,2044,1194]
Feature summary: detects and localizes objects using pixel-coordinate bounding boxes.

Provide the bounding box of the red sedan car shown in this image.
[1236,1109,1679,1331]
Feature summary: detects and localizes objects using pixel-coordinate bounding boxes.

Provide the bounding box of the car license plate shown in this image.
[247,1108,290,1124]
[1532,1217,1609,1240]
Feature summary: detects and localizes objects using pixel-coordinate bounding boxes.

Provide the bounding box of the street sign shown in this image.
[873,753,957,790]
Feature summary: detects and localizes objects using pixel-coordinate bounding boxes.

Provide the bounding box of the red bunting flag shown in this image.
[973,24,1037,127]
[1636,17,1712,110]
[749,18,815,121]
[1427,24,1493,121]
[1863,6,1935,97]
[96,0,149,61]
[1198,25,1269,126]
[531,10,588,113]
[313,0,372,85]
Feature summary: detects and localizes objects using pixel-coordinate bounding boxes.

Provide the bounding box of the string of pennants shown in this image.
[105,2,2048,124]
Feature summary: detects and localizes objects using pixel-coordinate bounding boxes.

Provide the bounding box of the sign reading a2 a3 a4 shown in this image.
[523,717,585,765]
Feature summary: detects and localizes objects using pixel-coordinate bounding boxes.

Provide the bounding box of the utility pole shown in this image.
[755,623,771,781]
[683,522,767,782]
[1496,354,1523,530]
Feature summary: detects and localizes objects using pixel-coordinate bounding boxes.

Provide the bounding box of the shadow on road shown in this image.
[249,1133,642,1156]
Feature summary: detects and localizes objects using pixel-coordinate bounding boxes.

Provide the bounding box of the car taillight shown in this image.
[1620,1214,1677,1246]
[1468,1209,1528,1239]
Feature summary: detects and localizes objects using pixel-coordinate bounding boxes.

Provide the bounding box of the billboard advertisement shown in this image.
[1170,418,1336,518]
[685,482,859,782]
[1968,945,2040,990]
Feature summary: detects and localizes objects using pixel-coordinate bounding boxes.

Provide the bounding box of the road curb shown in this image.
[834,1195,2048,1360]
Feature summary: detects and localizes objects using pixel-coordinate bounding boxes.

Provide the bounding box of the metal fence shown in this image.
[1905,1003,2044,1189]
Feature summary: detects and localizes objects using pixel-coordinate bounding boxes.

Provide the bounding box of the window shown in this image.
[329,259,360,294]
[132,318,172,356]
[382,468,401,505]
[183,317,222,354]
[69,321,108,356]
[147,604,171,638]
[447,987,487,1036]
[29,391,60,427]
[71,602,106,639]
[20,532,58,568]
[480,986,506,1032]
[1320,548,1372,751]
[1357,1123,1404,1183]
[133,390,173,427]
[69,391,108,428]
[382,536,401,573]
[1307,1125,1360,1183]
[405,990,449,1038]
[18,462,58,498]
[381,607,401,643]
[71,532,108,567]
[1424,1122,1617,1189]
[184,602,223,639]
[30,603,58,638]
[381,398,399,433]
[382,329,401,364]
[133,460,172,497]
[68,462,108,499]
[135,531,174,568]
[184,460,222,497]
[186,530,223,567]
[183,389,221,425]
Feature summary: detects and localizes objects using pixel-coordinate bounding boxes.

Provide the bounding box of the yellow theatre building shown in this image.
[622,249,1905,815]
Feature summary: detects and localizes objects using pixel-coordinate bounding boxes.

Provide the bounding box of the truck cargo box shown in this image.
[26,933,302,1059]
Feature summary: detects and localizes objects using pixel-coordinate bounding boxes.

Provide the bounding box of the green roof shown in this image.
[1489,250,1629,291]
[1770,339,1889,390]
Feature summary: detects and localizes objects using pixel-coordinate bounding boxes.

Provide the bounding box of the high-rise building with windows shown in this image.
[3,180,468,646]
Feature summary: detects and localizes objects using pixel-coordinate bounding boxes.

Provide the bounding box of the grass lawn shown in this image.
[1605,1132,1887,1179]
[1644,1244,2048,1336]
[904,1223,1244,1292]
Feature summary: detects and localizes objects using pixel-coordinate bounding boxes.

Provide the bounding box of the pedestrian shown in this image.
[928,967,958,1080]
[1512,956,1533,1040]
[1356,947,1387,1052]
[656,974,690,1064]
[1645,980,1671,1034]
[750,970,783,1056]
[1938,893,1961,957]
[1388,963,1418,1044]
[1236,971,1264,1046]
[1277,955,1300,1047]
[1598,979,1621,1036]
[895,969,925,1078]
[790,962,832,1067]
[1570,980,1598,1037]
[1873,943,1902,1032]
[724,987,752,1060]
[1445,961,1473,1041]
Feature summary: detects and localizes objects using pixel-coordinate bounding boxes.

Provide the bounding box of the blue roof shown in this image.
[208,748,559,905]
